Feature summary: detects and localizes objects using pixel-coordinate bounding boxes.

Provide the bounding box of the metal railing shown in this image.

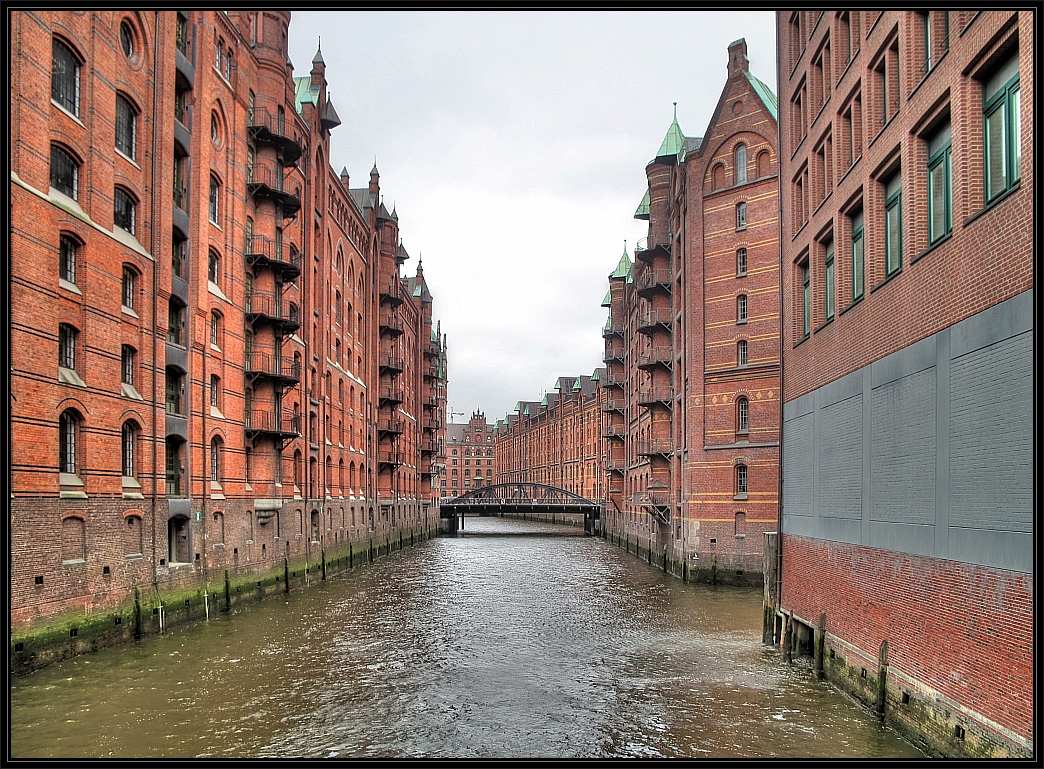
[602,424,627,438]
[379,311,403,335]
[636,307,673,330]
[601,397,626,412]
[636,439,673,456]
[636,387,673,406]
[377,417,404,434]
[245,235,302,273]
[637,346,673,369]
[378,450,404,466]
[378,354,404,372]
[635,268,672,293]
[634,489,671,507]
[246,352,300,381]
[245,409,301,435]
[378,385,403,403]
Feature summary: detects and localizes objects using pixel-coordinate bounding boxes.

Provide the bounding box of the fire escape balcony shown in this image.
[422,393,439,409]
[637,346,673,370]
[636,387,673,406]
[245,235,301,282]
[379,354,404,374]
[603,344,625,363]
[245,292,301,336]
[379,310,404,337]
[601,397,627,413]
[602,319,626,338]
[244,409,300,450]
[246,165,301,219]
[604,457,627,472]
[636,307,673,335]
[379,279,405,307]
[602,370,627,387]
[634,235,672,263]
[420,437,437,455]
[602,423,627,439]
[247,104,303,165]
[423,416,442,432]
[377,417,405,436]
[636,439,673,457]
[423,362,439,381]
[634,490,672,524]
[378,384,404,405]
[635,268,672,297]
[245,351,301,390]
[378,449,405,467]
[423,342,439,359]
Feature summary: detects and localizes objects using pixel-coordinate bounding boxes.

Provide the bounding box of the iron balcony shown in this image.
[602,423,627,438]
[637,346,674,370]
[245,352,301,389]
[604,458,627,472]
[636,387,673,406]
[378,385,404,405]
[634,235,672,263]
[244,409,301,450]
[602,370,627,387]
[602,319,626,338]
[379,310,404,337]
[635,267,673,296]
[636,307,674,335]
[378,450,405,467]
[423,417,442,432]
[420,438,437,455]
[603,344,625,363]
[636,439,673,457]
[601,397,626,413]
[633,490,670,507]
[377,417,405,435]
[379,354,404,374]
[379,280,405,307]
[244,235,302,282]
[247,104,303,165]
[245,292,301,336]
[246,165,301,219]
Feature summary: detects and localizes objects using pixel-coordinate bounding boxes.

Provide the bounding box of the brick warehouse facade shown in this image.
[9,11,448,640]
[445,411,496,497]
[493,373,604,502]
[601,39,780,581]
[775,11,1032,758]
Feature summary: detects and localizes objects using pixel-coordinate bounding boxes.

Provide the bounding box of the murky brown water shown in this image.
[10,517,921,758]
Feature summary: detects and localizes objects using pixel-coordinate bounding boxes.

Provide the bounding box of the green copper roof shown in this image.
[610,246,631,279]
[604,315,612,331]
[590,368,600,382]
[634,190,650,220]
[744,70,778,121]
[572,378,581,392]
[655,103,686,159]
[601,289,612,308]
[294,77,319,115]
[625,265,634,285]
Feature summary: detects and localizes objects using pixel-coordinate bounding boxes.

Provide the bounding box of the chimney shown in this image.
[727,38,749,75]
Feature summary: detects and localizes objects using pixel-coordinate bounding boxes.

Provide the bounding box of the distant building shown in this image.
[601,39,780,579]
[9,11,448,632]
[775,10,1032,757]
[493,374,604,501]
[445,411,496,497]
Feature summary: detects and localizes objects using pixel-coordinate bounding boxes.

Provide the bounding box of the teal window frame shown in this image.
[884,174,902,276]
[984,59,1021,204]
[851,211,864,300]
[927,123,952,243]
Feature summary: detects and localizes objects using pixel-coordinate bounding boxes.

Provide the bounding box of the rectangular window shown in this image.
[167,301,185,345]
[884,172,902,276]
[801,262,810,337]
[851,210,865,300]
[165,370,184,415]
[209,178,220,223]
[50,145,78,199]
[737,465,748,494]
[59,324,76,369]
[736,248,747,276]
[122,345,135,386]
[172,235,186,278]
[122,266,135,309]
[736,202,747,230]
[114,188,135,234]
[927,122,952,243]
[738,339,748,367]
[824,239,835,320]
[984,53,1021,203]
[211,374,220,408]
[737,294,748,323]
[52,39,80,115]
[176,12,189,56]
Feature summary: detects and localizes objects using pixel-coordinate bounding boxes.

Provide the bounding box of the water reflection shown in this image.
[11,517,920,758]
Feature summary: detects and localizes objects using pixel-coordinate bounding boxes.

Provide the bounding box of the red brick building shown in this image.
[494,373,604,502]
[10,11,447,632]
[445,411,496,497]
[602,39,780,579]
[775,11,1032,757]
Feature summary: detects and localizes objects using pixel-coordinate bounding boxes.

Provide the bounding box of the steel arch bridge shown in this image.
[440,483,603,533]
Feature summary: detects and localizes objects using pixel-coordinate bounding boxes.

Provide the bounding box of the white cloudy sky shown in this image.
[287,11,777,424]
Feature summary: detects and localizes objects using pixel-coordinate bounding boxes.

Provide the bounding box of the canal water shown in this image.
[11,517,921,758]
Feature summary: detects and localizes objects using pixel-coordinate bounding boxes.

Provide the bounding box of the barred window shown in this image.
[50,145,78,199]
[59,323,77,370]
[116,94,137,159]
[114,187,136,234]
[60,234,78,284]
[52,38,80,115]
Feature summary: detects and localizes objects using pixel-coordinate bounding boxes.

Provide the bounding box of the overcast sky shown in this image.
[287,11,778,424]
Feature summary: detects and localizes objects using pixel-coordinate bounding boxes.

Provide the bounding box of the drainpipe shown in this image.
[149,11,162,590]
[775,109,785,617]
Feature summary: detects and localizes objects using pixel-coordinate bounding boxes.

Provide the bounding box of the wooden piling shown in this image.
[876,640,889,718]
[814,612,826,678]
[284,557,290,593]
[223,569,231,611]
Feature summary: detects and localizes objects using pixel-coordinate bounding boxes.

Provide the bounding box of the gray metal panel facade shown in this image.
[781,289,1032,573]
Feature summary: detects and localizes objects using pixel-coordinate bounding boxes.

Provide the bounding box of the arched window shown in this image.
[121,265,137,310]
[210,374,221,410]
[339,459,344,493]
[50,144,79,200]
[52,38,81,115]
[60,233,79,284]
[736,464,748,497]
[712,163,726,191]
[124,514,143,555]
[736,248,748,277]
[737,294,748,323]
[294,449,303,488]
[122,420,139,478]
[737,339,748,367]
[120,20,135,59]
[58,323,78,371]
[208,248,221,285]
[212,511,225,545]
[114,186,137,234]
[62,516,86,562]
[210,310,222,348]
[59,409,81,476]
[757,150,771,178]
[736,202,747,230]
[735,143,747,184]
[737,397,749,434]
[210,436,222,483]
[116,94,138,159]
